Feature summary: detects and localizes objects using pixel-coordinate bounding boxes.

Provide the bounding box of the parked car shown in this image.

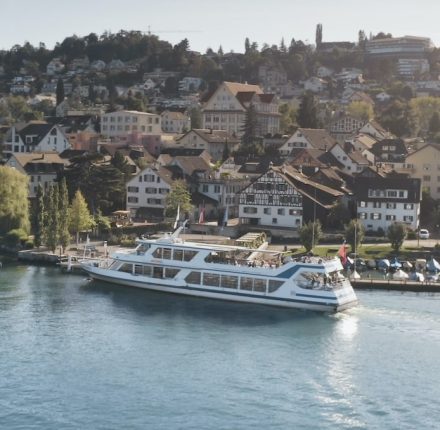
[419,229,430,239]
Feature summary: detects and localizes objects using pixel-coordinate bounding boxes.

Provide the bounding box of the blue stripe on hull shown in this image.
[85,268,343,311]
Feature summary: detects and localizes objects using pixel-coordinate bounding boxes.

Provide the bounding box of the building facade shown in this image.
[101,110,161,138]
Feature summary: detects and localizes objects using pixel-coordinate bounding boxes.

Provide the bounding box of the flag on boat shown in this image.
[338,241,347,265]
[198,205,205,224]
[173,205,180,230]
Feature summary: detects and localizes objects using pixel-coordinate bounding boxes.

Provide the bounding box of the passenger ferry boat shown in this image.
[80,227,358,312]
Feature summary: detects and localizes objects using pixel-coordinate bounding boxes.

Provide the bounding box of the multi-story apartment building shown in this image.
[354,174,421,232]
[202,81,280,136]
[101,110,161,138]
[397,58,430,78]
[401,144,440,200]
[365,36,433,59]
[238,168,303,229]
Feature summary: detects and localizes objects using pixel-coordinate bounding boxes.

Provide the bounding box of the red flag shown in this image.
[338,242,347,265]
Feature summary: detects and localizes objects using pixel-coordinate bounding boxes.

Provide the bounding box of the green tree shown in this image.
[387,223,407,253]
[164,181,193,218]
[327,201,351,229]
[347,101,374,122]
[58,178,70,252]
[33,183,45,247]
[69,190,94,245]
[429,112,440,136]
[188,106,202,129]
[345,219,365,253]
[241,103,259,146]
[315,23,323,47]
[56,78,65,106]
[299,220,322,252]
[0,166,30,236]
[279,103,297,134]
[45,185,59,253]
[297,92,319,128]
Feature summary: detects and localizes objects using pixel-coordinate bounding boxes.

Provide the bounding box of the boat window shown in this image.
[240,277,253,291]
[268,280,284,293]
[152,248,162,258]
[119,263,132,273]
[221,275,238,289]
[183,250,197,261]
[163,248,172,259]
[137,244,149,255]
[165,268,180,278]
[185,271,201,284]
[173,249,183,261]
[143,265,152,277]
[203,273,220,287]
[134,264,143,275]
[253,279,266,293]
[153,267,163,278]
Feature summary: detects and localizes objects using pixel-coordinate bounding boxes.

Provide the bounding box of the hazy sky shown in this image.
[2,0,440,52]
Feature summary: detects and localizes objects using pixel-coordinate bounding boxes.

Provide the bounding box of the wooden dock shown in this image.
[352,279,440,292]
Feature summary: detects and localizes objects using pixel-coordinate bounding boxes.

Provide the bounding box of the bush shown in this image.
[4,228,29,247]
[407,230,417,240]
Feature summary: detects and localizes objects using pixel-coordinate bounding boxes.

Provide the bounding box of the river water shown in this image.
[1,263,439,430]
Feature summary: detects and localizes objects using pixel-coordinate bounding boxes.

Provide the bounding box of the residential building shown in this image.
[354,173,421,232]
[279,128,337,157]
[303,77,327,93]
[238,167,304,228]
[176,129,239,161]
[370,138,408,163]
[46,58,65,75]
[329,143,370,174]
[397,58,430,78]
[100,110,161,138]
[126,166,173,220]
[365,36,433,59]
[178,77,203,93]
[238,165,344,229]
[202,81,280,136]
[328,115,366,143]
[2,122,71,157]
[5,153,66,198]
[403,143,440,199]
[359,120,392,140]
[160,110,191,133]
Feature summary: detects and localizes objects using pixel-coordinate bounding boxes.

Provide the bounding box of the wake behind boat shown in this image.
[80,227,358,312]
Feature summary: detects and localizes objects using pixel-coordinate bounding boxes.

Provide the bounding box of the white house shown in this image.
[161,110,191,133]
[46,58,65,75]
[238,168,303,229]
[303,77,327,93]
[2,122,71,156]
[279,128,337,157]
[355,174,421,232]
[126,166,174,220]
[6,153,66,198]
[101,110,161,138]
[176,129,240,161]
[329,143,370,174]
[202,81,280,136]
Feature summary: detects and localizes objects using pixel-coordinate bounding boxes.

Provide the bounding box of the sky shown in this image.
[2,0,440,53]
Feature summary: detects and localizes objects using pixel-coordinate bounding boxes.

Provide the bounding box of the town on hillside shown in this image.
[1,27,440,248]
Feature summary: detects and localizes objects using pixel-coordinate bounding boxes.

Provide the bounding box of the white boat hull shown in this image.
[82,265,357,313]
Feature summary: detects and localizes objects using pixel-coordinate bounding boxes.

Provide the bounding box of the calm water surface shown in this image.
[1,263,440,430]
